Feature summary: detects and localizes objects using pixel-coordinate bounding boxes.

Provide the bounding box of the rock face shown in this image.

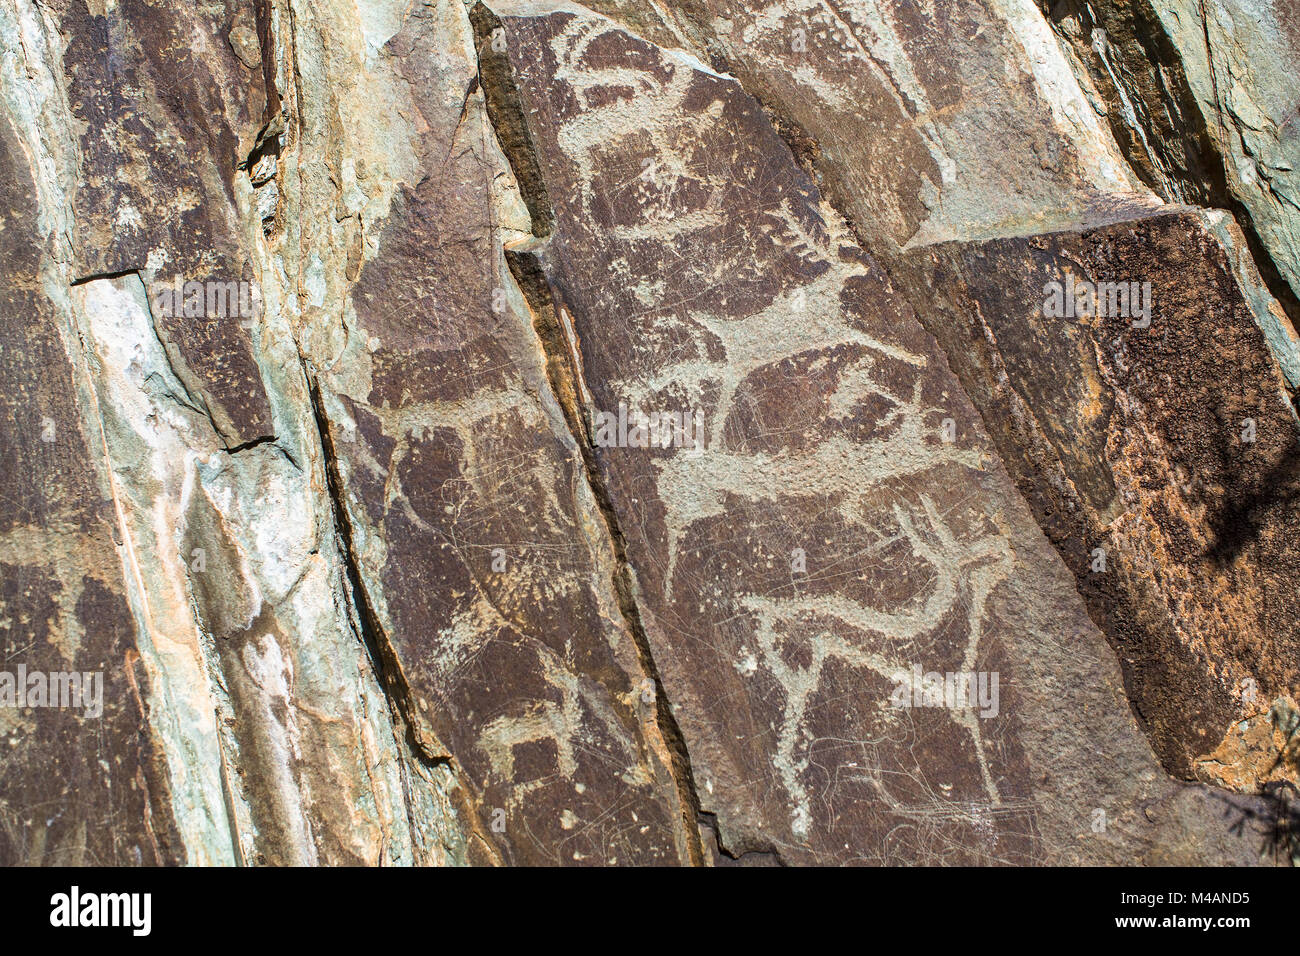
[899,208,1300,781]
[1041,0,1300,308]
[0,0,1295,866]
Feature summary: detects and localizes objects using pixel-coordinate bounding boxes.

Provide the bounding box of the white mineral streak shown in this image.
[0,0,236,862]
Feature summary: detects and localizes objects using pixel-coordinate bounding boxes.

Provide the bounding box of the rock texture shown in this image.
[899,208,1300,781]
[1041,0,1300,310]
[0,0,1296,865]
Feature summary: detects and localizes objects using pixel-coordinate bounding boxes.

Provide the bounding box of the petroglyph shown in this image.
[491,4,1046,862]
[4,0,1295,868]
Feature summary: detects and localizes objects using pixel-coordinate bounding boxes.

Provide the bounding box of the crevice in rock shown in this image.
[70,268,140,286]
[257,1,485,864]
[135,273,241,449]
[469,2,554,238]
[68,267,137,286]
[241,0,287,237]
[505,243,707,867]
[254,0,282,124]
[470,2,710,864]
[305,370,503,864]
[710,48,825,189]
[239,113,285,177]
[304,372,451,771]
[698,809,785,865]
[222,434,278,455]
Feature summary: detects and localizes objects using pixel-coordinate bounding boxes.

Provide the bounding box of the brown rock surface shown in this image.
[897,207,1300,780]
[298,0,692,865]
[0,98,181,865]
[485,1,1286,864]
